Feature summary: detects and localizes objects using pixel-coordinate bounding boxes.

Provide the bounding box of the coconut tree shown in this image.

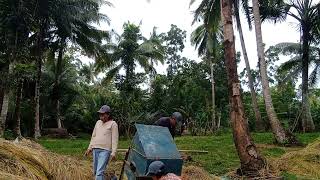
[97,23,164,88]
[191,0,263,131]
[27,0,110,137]
[259,0,320,132]
[12,63,35,138]
[190,0,266,175]
[234,0,263,130]
[0,0,33,137]
[49,0,111,129]
[191,0,223,131]
[79,62,97,84]
[276,43,320,130]
[221,0,266,174]
[251,0,300,144]
[144,27,165,91]
[190,21,222,131]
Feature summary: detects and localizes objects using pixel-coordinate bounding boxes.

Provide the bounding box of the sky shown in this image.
[92,0,302,86]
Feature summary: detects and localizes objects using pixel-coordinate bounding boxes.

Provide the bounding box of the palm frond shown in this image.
[135,54,151,73]
[259,0,290,23]
[102,64,122,83]
[274,42,302,55]
[191,24,207,57]
[278,56,302,73]
[241,0,253,30]
[138,41,165,63]
[309,62,320,87]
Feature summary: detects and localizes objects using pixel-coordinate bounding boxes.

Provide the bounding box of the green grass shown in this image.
[38,132,320,176]
[175,134,238,175]
[38,137,130,157]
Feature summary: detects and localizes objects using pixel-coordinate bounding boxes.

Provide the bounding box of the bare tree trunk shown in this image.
[149,59,154,94]
[34,28,45,139]
[0,63,12,138]
[221,0,265,175]
[56,100,62,128]
[0,28,19,137]
[0,87,3,114]
[235,12,263,131]
[0,68,6,137]
[34,57,42,139]
[210,61,216,132]
[0,91,9,138]
[301,28,315,132]
[54,41,64,129]
[14,80,23,138]
[251,0,300,144]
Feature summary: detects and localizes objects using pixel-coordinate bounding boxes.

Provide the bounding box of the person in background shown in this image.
[154,112,183,138]
[146,161,181,180]
[85,105,119,180]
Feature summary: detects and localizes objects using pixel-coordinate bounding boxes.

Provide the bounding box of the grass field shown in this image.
[38,132,320,177]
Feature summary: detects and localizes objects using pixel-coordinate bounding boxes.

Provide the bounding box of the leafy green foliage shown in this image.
[274,43,320,87]
[160,24,186,77]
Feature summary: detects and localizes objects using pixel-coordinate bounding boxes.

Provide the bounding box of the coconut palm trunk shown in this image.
[0,62,11,138]
[0,28,19,137]
[54,40,65,129]
[0,86,3,113]
[14,80,23,138]
[235,11,263,131]
[0,91,9,138]
[221,0,265,175]
[149,59,154,93]
[34,57,42,139]
[34,26,46,139]
[210,61,216,131]
[251,0,300,144]
[0,35,18,137]
[301,27,315,132]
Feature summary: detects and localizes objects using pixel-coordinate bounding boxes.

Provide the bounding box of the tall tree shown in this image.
[32,0,50,139]
[98,23,164,89]
[191,24,222,131]
[251,0,299,144]
[191,0,223,131]
[221,0,265,175]
[234,0,263,131]
[161,24,187,77]
[28,0,110,137]
[50,0,111,129]
[0,0,32,137]
[276,43,320,131]
[0,64,9,137]
[12,63,35,138]
[190,0,266,175]
[259,0,319,132]
[144,27,165,91]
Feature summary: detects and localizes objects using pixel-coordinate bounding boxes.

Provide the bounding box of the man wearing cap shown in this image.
[146,161,181,180]
[154,112,183,138]
[85,105,119,180]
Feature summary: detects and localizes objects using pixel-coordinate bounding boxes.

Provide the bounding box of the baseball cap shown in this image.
[97,105,111,114]
[171,112,183,122]
[146,161,166,176]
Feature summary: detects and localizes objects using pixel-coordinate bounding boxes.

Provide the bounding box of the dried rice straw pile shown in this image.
[0,171,27,180]
[272,138,320,179]
[181,166,220,180]
[0,138,92,180]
